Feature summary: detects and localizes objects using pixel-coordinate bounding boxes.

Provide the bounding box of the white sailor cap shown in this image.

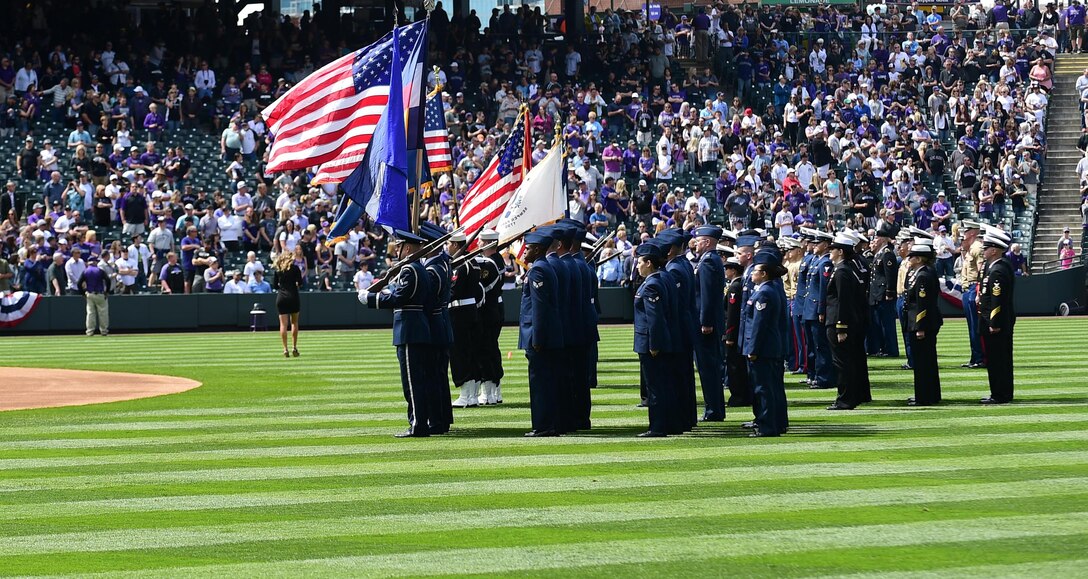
[478,228,499,242]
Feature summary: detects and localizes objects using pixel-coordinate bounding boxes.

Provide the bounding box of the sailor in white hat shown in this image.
[826,231,872,410]
[978,229,1016,404]
[903,238,943,406]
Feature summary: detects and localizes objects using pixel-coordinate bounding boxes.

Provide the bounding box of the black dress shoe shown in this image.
[827,403,855,410]
[741,421,757,429]
[960,362,973,368]
[901,364,913,370]
[809,383,832,390]
[790,369,805,375]
[749,430,779,438]
[394,429,429,438]
[638,431,667,438]
[907,397,916,403]
[524,430,559,437]
[980,397,1010,405]
[636,402,648,408]
[970,363,987,369]
[701,416,725,422]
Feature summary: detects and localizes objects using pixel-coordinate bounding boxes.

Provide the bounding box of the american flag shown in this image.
[457,110,530,237]
[424,92,452,174]
[262,20,427,184]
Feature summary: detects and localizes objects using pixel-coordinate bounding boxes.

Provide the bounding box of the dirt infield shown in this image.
[0,368,201,411]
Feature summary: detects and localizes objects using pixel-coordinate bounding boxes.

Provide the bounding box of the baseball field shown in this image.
[1,318,1087,577]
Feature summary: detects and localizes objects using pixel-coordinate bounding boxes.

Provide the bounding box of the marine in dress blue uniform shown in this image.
[692,225,727,421]
[801,228,836,389]
[358,229,435,438]
[903,240,943,406]
[520,229,565,436]
[978,229,1016,404]
[633,242,676,437]
[660,228,699,430]
[742,250,790,437]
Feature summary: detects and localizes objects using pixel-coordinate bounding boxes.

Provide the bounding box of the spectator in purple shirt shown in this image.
[143,104,165,142]
[77,256,110,336]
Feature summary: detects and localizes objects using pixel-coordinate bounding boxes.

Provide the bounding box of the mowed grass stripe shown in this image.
[814,560,1088,579]
[50,512,1088,578]
[3,449,1085,493]
[1,479,1085,556]
[2,428,1086,472]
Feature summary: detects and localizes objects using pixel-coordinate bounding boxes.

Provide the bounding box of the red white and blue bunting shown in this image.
[0,292,43,328]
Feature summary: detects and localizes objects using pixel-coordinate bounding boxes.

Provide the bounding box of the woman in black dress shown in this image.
[272,251,303,357]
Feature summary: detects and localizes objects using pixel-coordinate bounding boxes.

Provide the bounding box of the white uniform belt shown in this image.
[394,306,423,312]
[450,298,477,308]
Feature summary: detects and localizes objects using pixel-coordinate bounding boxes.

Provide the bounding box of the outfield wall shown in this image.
[3,265,1083,334]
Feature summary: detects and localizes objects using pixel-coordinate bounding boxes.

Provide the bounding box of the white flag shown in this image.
[497,143,566,242]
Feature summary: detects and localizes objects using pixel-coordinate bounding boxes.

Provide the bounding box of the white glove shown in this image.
[357,290,370,306]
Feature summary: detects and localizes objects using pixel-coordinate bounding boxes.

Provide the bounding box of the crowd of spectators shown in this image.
[0,0,1064,297]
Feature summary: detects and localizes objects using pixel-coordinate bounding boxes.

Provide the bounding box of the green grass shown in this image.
[1,318,1087,578]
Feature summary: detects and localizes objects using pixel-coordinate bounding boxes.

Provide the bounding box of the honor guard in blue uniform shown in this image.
[723,253,751,408]
[894,231,916,370]
[559,219,596,430]
[546,223,584,432]
[419,222,455,433]
[633,242,677,437]
[868,222,900,357]
[660,228,699,430]
[447,231,485,408]
[792,233,814,377]
[742,249,790,437]
[978,227,1016,404]
[826,232,870,410]
[801,228,836,389]
[692,225,727,422]
[474,229,505,405]
[579,230,603,392]
[903,238,943,406]
[358,229,435,438]
[520,229,565,436]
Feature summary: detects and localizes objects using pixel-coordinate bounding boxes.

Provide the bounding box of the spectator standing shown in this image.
[46,252,67,296]
[224,271,249,294]
[64,248,86,295]
[159,252,185,294]
[77,256,110,336]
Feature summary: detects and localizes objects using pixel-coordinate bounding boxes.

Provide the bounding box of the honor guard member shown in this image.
[904,238,943,406]
[559,219,596,430]
[419,222,455,433]
[580,231,603,391]
[723,253,751,407]
[826,232,870,410]
[844,229,873,400]
[448,231,485,408]
[894,231,916,370]
[520,228,565,437]
[802,228,836,389]
[475,229,506,405]
[793,232,815,377]
[779,236,804,374]
[732,230,760,365]
[358,229,435,438]
[743,249,790,437]
[978,228,1016,404]
[869,222,901,357]
[692,225,727,421]
[550,223,586,431]
[633,241,676,437]
[661,228,699,430]
[958,220,986,368]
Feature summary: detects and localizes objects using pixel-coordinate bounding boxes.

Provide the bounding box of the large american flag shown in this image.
[262,20,427,184]
[457,110,530,237]
[424,92,452,174]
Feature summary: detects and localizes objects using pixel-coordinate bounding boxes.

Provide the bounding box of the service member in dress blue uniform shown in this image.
[792,234,814,377]
[742,249,790,437]
[868,222,900,358]
[661,228,699,430]
[978,228,1016,404]
[691,225,727,421]
[633,241,677,437]
[903,239,943,406]
[547,223,584,432]
[358,229,435,438]
[418,222,456,433]
[578,230,603,393]
[520,229,565,437]
[723,253,751,408]
[559,218,596,430]
[801,228,836,390]
[826,232,870,410]
[894,232,916,370]
[474,229,506,405]
[447,230,485,408]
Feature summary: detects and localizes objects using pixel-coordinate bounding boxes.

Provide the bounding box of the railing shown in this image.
[1034,253,1086,275]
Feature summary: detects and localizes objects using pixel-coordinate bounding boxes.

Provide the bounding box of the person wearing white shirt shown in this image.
[224,271,250,294]
[774,206,795,237]
[128,236,152,287]
[243,253,265,284]
[14,63,37,94]
[194,63,217,100]
[808,42,827,75]
[353,266,375,290]
[231,182,253,215]
[114,248,138,293]
[65,250,87,293]
[217,212,244,251]
[684,188,711,217]
[524,46,543,75]
[795,159,817,189]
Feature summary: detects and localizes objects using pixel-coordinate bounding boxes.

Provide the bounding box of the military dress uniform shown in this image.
[868,230,900,357]
[803,231,836,389]
[742,251,789,437]
[559,220,597,431]
[723,259,751,408]
[904,248,943,405]
[826,233,869,410]
[894,234,916,370]
[449,237,484,407]
[979,233,1016,403]
[793,240,813,375]
[959,222,986,367]
[546,225,583,433]
[661,229,699,430]
[474,230,506,405]
[359,230,434,438]
[693,225,727,421]
[420,222,455,433]
[633,242,676,437]
[521,230,565,436]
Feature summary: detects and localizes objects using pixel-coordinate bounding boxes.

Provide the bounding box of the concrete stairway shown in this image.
[1032,54,1088,273]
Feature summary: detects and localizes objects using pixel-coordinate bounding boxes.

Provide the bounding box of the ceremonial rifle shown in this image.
[369,227,462,292]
